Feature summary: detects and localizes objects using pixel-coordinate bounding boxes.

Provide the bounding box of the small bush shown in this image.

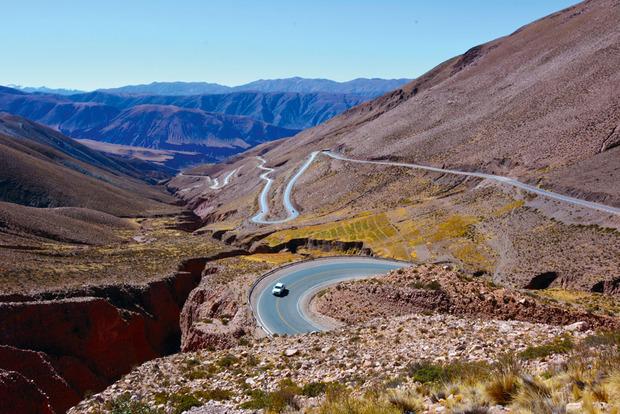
[215,354,239,368]
[105,393,160,414]
[194,388,232,401]
[312,388,401,414]
[169,393,201,414]
[485,373,519,405]
[583,331,620,348]
[406,360,489,385]
[387,389,424,413]
[519,336,574,360]
[302,381,330,397]
[151,391,204,414]
[407,362,447,383]
[240,379,301,412]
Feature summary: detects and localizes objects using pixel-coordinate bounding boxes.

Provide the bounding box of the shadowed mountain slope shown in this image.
[82,104,297,152]
[0,113,177,216]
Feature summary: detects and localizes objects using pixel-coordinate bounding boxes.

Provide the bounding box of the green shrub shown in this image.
[302,381,330,397]
[105,393,161,414]
[406,362,446,383]
[583,331,620,348]
[406,360,490,385]
[215,354,239,368]
[169,393,201,414]
[519,337,574,360]
[194,388,232,401]
[239,379,301,412]
[312,388,401,414]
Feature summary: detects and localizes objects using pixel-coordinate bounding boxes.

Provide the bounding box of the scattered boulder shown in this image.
[284,349,299,357]
[565,321,588,332]
[565,402,583,414]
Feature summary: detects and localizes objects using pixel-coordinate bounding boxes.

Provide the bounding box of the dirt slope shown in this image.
[0,113,177,216]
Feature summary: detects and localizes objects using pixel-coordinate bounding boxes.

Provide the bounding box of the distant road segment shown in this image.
[249,150,620,224]
[251,151,319,224]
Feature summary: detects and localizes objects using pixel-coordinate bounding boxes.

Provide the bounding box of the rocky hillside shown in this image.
[70,260,620,414]
[251,0,620,206]
[0,113,176,216]
[171,0,620,293]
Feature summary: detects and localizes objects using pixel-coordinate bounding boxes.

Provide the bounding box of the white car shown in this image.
[272,282,285,296]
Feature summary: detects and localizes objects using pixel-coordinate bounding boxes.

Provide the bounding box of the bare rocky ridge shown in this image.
[0,256,210,413]
[69,310,587,413]
[313,265,619,330]
[179,257,268,352]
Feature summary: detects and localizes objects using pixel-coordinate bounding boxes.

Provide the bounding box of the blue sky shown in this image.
[2,0,579,90]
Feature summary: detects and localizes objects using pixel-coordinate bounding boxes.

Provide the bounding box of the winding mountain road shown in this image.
[178,168,237,191]
[251,257,406,335]
[210,169,238,190]
[247,151,618,335]
[250,151,620,224]
[250,152,318,224]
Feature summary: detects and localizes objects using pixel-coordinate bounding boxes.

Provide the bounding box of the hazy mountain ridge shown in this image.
[97,77,411,96]
[0,89,300,158]
[0,77,411,164]
[67,90,368,130]
[6,84,85,95]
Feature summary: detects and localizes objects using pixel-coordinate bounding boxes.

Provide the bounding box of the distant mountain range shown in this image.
[0,87,298,161]
[9,77,411,98]
[67,90,368,130]
[7,84,85,95]
[98,77,412,97]
[0,77,411,167]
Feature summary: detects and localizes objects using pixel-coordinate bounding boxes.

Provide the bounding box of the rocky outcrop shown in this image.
[0,256,213,413]
[0,369,55,414]
[71,311,579,414]
[249,237,372,256]
[592,277,620,295]
[180,267,254,352]
[315,265,620,330]
[0,345,79,413]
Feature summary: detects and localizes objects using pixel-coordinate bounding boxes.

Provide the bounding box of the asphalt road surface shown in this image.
[252,257,407,335]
